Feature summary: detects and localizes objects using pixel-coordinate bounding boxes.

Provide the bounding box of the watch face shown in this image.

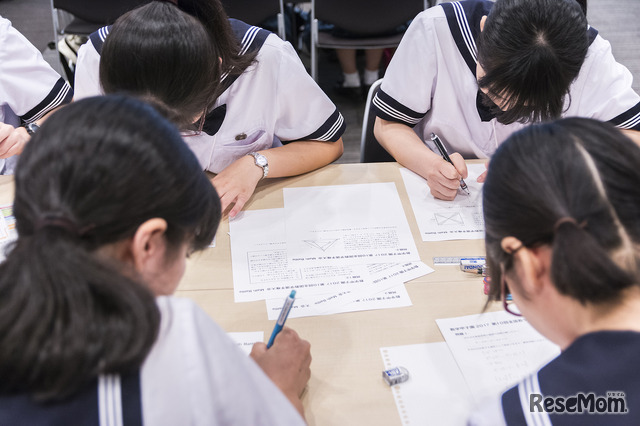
[256,155,268,167]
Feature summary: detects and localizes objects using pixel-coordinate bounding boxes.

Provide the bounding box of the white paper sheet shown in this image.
[283,183,420,266]
[436,311,560,400]
[400,165,486,241]
[266,284,412,320]
[265,261,433,319]
[230,209,371,302]
[227,331,264,355]
[380,342,473,426]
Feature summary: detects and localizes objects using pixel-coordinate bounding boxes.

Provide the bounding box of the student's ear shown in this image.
[480,15,487,32]
[130,218,169,275]
[501,237,549,296]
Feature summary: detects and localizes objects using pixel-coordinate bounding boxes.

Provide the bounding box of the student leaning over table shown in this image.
[0,15,72,175]
[468,118,640,425]
[373,0,640,201]
[0,95,310,425]
[73,0,345,218]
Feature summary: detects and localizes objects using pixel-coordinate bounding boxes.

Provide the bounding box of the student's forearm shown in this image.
[373,117,441,179]
[262,138,344,178]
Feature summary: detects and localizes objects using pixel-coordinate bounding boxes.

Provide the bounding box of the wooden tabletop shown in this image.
[177,162,491,426]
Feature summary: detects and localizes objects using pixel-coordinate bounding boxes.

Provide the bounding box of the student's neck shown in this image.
[563,286,640,347]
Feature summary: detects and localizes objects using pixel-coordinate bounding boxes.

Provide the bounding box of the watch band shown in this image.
[23,122,40,136]
[248,152,269,179]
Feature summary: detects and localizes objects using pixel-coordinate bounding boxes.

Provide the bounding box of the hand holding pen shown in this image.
[250,290,311,418]
[430,133,470,196]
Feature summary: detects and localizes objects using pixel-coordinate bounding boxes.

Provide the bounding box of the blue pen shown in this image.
[267,290,296,348]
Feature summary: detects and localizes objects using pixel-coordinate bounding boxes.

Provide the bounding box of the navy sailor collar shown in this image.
[440,0,599,122]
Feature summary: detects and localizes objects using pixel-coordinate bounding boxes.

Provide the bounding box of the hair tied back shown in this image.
[554,216,587,233]
[35,213,92,237]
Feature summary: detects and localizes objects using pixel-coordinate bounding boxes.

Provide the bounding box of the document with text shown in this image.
[230,208,371,302]
[436,311,560,400]
[283,183,420,266]
[400,165,486,241]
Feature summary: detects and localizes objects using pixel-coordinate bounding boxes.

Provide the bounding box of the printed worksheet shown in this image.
[0,204,17,262]
[436,311,560,399]
[265,261,433,319]
[266,284,412,320]
[227,331,264,355]
[400,165,486,241]
[283,183,420,266]
[230,209,371,302]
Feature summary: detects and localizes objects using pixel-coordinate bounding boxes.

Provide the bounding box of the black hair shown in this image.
[100,0,256,129]
[483,118,640,305]
[0,95,221,400]
[175,0,257,81]
[476,0,589,125]
[100,1,220,130]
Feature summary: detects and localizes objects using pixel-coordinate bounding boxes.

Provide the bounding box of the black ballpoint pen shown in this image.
[430,132,470,195]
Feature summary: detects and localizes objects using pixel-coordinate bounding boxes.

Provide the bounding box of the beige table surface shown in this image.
[179,162,493,426]
[0,163,494,425]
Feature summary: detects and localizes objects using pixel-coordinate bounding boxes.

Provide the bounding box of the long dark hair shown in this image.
[483,118,640,304]
[100,1,220,129]
[100,0,256,129]
[476,0,588,125]
[175,0,256,80]
[0,95,221,400]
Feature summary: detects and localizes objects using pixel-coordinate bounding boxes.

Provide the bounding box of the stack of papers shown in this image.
[229,183,433,319]
[381,311,560,425]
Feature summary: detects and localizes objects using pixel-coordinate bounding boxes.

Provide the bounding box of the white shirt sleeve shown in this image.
[74,39,104,100]
[141,297,305,426]
[375,9,442,125]
[270,38,344,142]
[0,17,71,121]
[567,34,640,128]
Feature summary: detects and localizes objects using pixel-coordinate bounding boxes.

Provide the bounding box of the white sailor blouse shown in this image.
[373,1,640,159]
[74,20,346,174]
[0,16,73,174]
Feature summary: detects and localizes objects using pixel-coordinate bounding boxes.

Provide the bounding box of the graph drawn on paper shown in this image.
[304,239,339,251]
[434,212,464,226]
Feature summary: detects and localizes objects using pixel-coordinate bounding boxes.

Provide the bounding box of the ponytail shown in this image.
[0,95,221,399]
[0,227,159,399]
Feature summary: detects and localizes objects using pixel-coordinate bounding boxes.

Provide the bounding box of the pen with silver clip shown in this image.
[430,133,470,195]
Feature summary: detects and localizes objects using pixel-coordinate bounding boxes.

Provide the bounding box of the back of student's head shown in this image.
[100,1,220,129]
[483,118,640,304]
[477,0,589,125]
[0,95,221,400]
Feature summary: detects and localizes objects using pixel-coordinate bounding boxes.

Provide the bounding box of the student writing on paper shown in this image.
[74,0,345,218]
[373,0,640,201]
[469,118,640,425]
[0,96,310,424]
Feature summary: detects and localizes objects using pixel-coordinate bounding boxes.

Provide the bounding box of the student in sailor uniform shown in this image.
[469,118,640,425]
[0,16,72,175]
[373,0,640,201]
[0,95,310,425]
[74,0,345,217]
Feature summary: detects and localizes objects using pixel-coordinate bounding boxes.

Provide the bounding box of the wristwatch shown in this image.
[247,152,269,179]
[23,122,40,136]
